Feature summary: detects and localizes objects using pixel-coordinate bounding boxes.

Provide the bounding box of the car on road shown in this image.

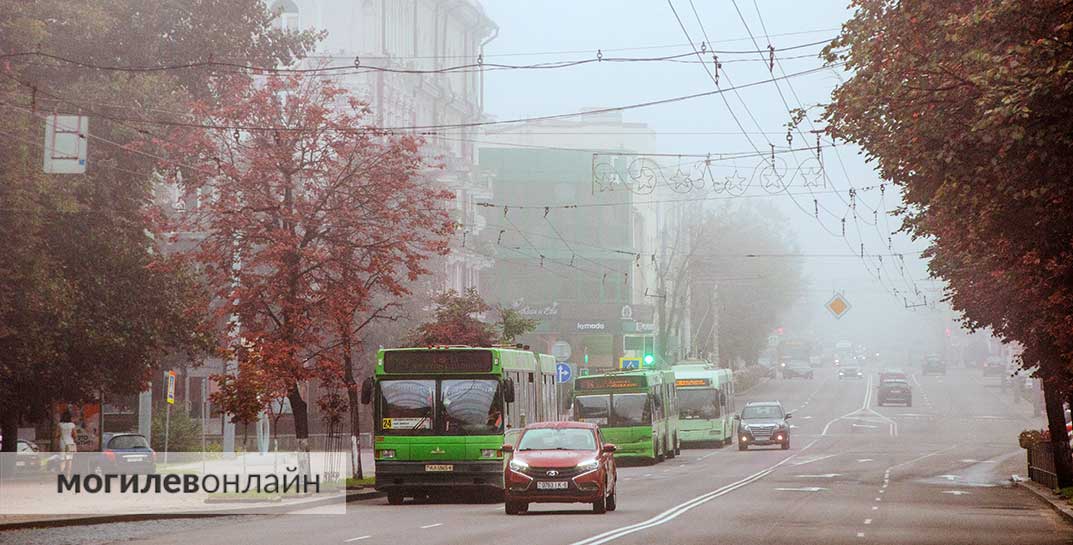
[808,355,823,368]
[735,401,791,450]
[877,378,912,406]
[879,368,909,383]
[839,366,864,379]
[781,362,815,379]
[922,355,946,375]
[502,421,618,515]
[93,433,156,475]
[982,356,1006,377]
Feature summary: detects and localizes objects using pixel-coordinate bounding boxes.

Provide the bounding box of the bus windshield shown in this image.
[379,380,435,433]
[612,393,651,426]
[574,395,610,426]
[441,379,504,435]
[678,388,720,419]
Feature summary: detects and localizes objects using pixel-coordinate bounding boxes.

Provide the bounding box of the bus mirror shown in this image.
[501,444,514,453]
[360,378,374,405]
[503,379,516,403]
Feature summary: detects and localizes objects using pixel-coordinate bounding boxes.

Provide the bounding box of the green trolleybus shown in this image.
[672,362,735,447]
[571,369,679,463]
[361,346,559,504]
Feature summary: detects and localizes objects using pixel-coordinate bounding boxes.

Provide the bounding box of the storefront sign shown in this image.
[576,321,608,331]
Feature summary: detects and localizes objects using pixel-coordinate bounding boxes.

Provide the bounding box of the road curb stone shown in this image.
[1017,480,1073,525]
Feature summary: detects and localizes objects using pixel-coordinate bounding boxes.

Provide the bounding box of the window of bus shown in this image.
[677,389,720,420]
[441,379,504,435]
[612,393,652,426]
[379,380,435,434]
[574,395,610,426]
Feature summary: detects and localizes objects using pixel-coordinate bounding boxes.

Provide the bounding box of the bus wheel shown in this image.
[674,435,681,455]
[666,438,675,459]
[387,494,404,505]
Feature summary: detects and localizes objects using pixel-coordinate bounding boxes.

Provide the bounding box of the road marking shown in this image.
[801,416,814,420]
[857,532,866,538]
[420,523,443,529]
[775,487,828,492]
[864,519,872,525]
[643,473,653,477]
[852,423,879,429]
[345,537,371,542]
[879,489,885,494]
[959,459,979,463]
[938,475,959,481]
[857,458,874,462]
[872,506,879,510]
[875,497,882,501]
[795,473,841,478]
[570,438,823,545]
[792,454,838,466]
[943,490,971,496]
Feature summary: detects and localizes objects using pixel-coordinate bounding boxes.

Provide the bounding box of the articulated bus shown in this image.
[571,369,679,463]
[361,346,559,504]
[672,362,736,447]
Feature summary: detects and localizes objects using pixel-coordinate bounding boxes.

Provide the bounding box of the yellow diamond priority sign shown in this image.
[826,293,851,319]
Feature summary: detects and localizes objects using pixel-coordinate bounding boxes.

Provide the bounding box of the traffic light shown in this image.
[643,354,655,367]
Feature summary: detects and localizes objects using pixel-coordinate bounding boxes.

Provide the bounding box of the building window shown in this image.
[270,0,300,31]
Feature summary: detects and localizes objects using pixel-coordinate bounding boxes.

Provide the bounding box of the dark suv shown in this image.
[736,401,791,450]
[922,356,946,375]
[877,379,912,407]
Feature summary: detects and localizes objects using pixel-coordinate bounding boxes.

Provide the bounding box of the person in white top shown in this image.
[58,410,76,476]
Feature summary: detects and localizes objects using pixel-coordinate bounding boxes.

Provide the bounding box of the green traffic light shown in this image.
[643,354,655,366]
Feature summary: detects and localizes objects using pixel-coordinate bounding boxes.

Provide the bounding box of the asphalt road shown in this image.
[4,365,1069,545]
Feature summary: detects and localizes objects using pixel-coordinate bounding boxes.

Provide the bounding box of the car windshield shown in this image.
[741,405,782,420]
[517,428,596,451]
[441,379,503,435]
[678,389,720,419]
[108,435,149,449]
[379,379,435,433]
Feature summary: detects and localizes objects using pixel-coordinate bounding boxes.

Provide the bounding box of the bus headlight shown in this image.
[378,449,396,459]
[481,449,499,458]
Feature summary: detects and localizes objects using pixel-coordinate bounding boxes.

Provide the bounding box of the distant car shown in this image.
[808,355,823,368]
[982,357,1006,377]
[782,362,815,379]
[736,401,791,450]
[14,439,41,473]
[922,356,946,376]
[877,379,912,406]
[879,368,908,383]
[503,422,617,515]
[839,366,863,379]
[94,433,156,475]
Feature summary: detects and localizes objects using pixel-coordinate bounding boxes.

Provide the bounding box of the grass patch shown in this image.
[1058,486,1073,500]
[346,476,375,488]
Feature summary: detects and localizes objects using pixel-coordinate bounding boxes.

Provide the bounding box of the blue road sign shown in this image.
[619,357,642,370]
[556,362,573,383]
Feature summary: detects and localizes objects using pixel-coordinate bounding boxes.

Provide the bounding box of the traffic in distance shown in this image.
[357,342,980,514]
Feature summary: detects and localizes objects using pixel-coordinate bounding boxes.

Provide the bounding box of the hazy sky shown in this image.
[477,1,950,348]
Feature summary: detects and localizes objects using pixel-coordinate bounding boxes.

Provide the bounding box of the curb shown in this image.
[0,489,384,532]
[1017,479,1073,525]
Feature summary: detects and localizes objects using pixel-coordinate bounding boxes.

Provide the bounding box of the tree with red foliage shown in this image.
[408,288,498,347]
[823,0,1073,486]
[158,75,454,452]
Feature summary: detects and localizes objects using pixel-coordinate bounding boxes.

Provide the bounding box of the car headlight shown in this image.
[509,458,529,472]
[378,449,396,459]
[575,459,599,472]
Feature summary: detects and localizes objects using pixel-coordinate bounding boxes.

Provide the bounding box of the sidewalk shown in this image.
[1017,479,1073,525]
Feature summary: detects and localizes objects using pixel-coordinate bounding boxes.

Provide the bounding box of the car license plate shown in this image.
[536,481,569,490]
[425,464,453,472]
[124,455,146,461]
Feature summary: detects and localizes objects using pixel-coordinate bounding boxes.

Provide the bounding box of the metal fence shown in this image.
[1027,441,1059,489]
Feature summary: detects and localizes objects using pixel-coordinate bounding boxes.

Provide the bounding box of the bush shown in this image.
[734,365,770,393]
[151,408,203,452]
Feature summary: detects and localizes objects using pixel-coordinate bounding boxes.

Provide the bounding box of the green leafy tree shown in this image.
[151,408,204,452]
[496,305,539,344]
[822,0,1073,485]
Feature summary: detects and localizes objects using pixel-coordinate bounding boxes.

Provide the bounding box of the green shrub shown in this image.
[151,408,203,452]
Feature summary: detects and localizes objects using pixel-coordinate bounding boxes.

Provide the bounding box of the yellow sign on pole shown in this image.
[165,370,176,404]
[826,293,851,319]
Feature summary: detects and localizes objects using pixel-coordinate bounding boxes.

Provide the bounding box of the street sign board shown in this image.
[618,357,641,370]
[165,371,176,405]
[43,115,88,174]
[826,293,851,319]
[556,362,573,383]
[551,340,572,362]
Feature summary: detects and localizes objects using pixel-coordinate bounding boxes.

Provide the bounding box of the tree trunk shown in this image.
[288,385,309,450]
[1042,380,1073,488]
[1,410,17,452]
[341,330,364,479]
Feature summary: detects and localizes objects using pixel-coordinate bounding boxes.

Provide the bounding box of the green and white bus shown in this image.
[571,369,680,463]
[361,346,559,504]
[672,362,736,447]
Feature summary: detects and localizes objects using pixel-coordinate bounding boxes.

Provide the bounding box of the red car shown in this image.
[502,421,618,515]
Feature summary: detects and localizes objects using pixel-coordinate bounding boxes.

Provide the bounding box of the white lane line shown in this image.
[857,532,866,538]
[876,497,882,502]
[872,506,879,510]
[864,519,872,525]
[791,454,838,466]
[420,523,443,529]
[345,537,371,542]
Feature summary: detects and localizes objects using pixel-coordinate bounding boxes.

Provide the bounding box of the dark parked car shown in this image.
[94,433,156,475]
[839,366,864,379]
[782,362,815,379]
[877,379,912,407]
[736,401,791,450]
[503,421,617,515]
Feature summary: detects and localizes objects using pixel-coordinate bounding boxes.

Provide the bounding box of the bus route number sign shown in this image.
[576,376,646,390]
[675,378,710,387]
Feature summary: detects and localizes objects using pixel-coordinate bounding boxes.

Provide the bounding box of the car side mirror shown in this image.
[733,414,741,420]
[360,377,374,405]
[602,443,617,453]
[503,379,516,403]
[785,413,792,420]
[501,444,514,453]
